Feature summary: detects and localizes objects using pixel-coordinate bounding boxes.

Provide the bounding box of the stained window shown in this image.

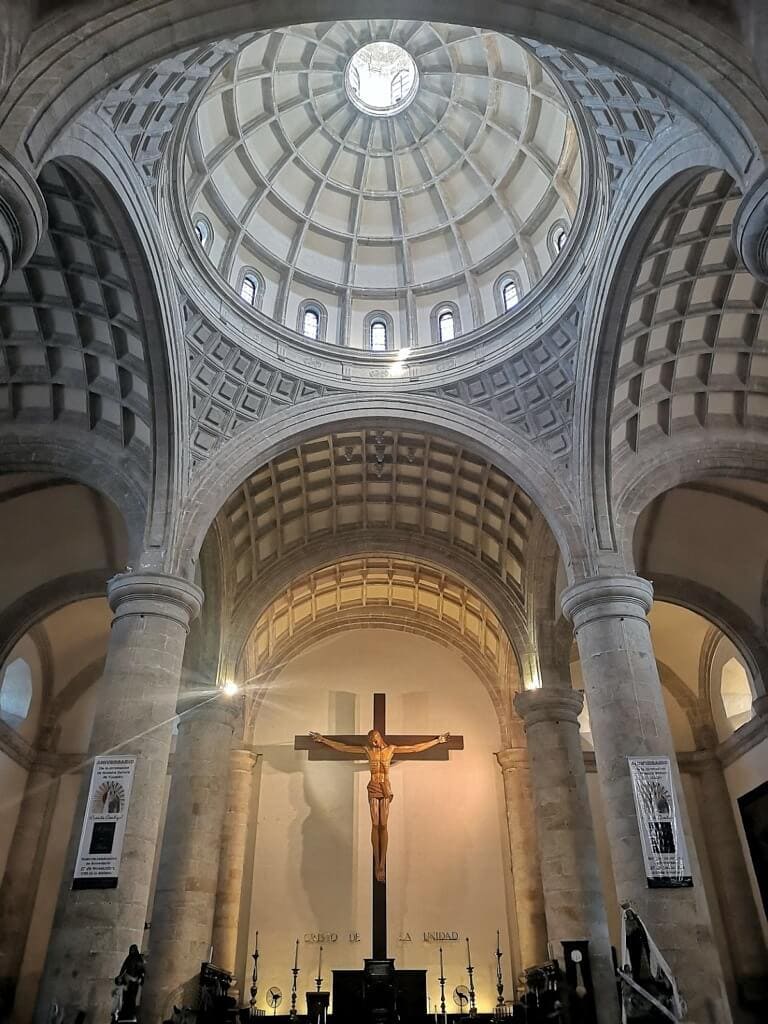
[370,320,388,351]
[303,308,320,340]
[438,309,455,342]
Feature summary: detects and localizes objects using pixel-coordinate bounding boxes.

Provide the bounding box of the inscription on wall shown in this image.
[302,929,459,943]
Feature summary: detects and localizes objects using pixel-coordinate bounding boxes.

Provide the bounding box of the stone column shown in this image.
[141,700,238,1020]
[562,575,730,1022]
[495,742,548,973]
[34,572,203,1024]
[514,689,619,1024]
[0,759,60,1015]
[0,148,46,286]
[212,748,259,979]
[689,744,768,996]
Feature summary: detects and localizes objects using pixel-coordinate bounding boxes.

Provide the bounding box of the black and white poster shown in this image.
[628,756,693,888]
[72,755,136,890]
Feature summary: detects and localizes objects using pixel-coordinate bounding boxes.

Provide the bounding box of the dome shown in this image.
[184,21,582,350]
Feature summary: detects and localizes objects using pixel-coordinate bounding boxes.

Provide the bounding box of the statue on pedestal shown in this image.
[110,945,145,1022]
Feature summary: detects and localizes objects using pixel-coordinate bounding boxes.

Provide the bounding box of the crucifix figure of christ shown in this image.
[295,694,464,959]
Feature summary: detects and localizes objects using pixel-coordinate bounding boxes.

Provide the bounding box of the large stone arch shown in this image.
[40,140,190,567]
[575,144,730,560]
[4,1,767,191]
[220,531,530,678]
[0,568,111,670]
[174,394,588,581]
[0,430,146,556]
[649,574,768,698]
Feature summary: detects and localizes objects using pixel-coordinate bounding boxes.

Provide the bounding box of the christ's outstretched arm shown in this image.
[309,731,365,754]
[392,733,451,754]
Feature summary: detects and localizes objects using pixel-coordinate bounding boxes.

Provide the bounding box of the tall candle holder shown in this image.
[495,929,505,1008]
[315,945,324,992]
[249,931,260,1018]
[289,938,300,1020]
[466,937,477,1018]
[438,947,447,1020]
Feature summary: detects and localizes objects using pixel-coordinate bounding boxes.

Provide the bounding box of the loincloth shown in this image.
[367,777,393,801]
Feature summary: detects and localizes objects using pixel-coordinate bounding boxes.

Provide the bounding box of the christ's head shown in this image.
[367,728,385,748]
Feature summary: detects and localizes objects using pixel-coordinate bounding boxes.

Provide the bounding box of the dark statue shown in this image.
[110,945,145,1022]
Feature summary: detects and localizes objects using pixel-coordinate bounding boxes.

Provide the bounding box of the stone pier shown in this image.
[33,572,203,1024]
[141,700,238,1020]
[562,575,730,1023]
[515,688,619,1024]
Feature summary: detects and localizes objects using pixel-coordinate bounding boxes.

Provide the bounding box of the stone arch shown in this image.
[174,394,588,579]
[0,568,112,670]
[575,147,734,558]
[36,138,191,565]
[6,2,767,191]
[649,574,768,698]
[234,557,523,746]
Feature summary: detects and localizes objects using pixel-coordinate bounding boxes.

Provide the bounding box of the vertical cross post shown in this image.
[372,693,387,960]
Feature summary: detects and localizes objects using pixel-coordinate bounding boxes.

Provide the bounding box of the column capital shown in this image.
[561,574,653,627]
[107,571,203,630]
[514,688,583,728]
[178,695,241,730]
[495,747,529,772]
[732,169,768,283]
[0,148,47,285]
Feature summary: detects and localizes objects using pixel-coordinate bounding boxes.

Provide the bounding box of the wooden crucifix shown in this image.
[295,693,464,960]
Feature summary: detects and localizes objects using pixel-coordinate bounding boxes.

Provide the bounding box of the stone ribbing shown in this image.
[514,688,618,1024]
[561,575,730,1023]
[33,572,203,1024]
[495,745,548,973]
[141,700,238,1020]
[212,748,259,979]
[0,763,60,1016]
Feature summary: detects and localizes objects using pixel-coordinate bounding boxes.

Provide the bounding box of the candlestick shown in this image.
[289,938,300,1020]
[495,929,505,1008]
[249,931,260,1018]
[315,945,323,992]
[438,947,447,1019]
[466,937,477,1018]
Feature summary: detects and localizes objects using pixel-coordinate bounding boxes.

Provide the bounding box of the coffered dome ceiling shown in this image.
[184,21,582,350]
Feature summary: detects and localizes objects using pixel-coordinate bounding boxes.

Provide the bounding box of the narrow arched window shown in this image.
[240,273,259,307]
[0,657,33,720]
[303,308,320,340]
[194,218,211,248]
[370,320,387,351]
[438,309,455,343]
[554,226,568,252]
[503,280,519,311]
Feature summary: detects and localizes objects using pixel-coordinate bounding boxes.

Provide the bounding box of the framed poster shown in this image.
[72,755,136,889]
[628,756,693,888]
[737,779,768,917]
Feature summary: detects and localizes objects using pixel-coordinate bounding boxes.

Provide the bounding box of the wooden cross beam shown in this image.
[294,693,464,961]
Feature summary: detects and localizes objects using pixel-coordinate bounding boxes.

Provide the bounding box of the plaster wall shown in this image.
[0,752,27,876]
[13,772,81,1024]
[245,628,511,1015]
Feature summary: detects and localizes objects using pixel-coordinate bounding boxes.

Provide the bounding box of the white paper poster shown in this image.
[628,756,692,888]
[73,755,136,889]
